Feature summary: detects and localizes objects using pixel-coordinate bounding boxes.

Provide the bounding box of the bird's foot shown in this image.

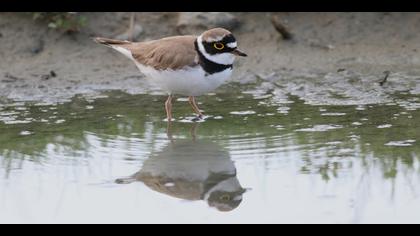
[163,117,175,122]
[191,114,204,122]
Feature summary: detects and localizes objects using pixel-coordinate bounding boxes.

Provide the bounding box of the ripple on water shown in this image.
[277,107,290,114]
[226,134,306,159]
[230,111,256,115]
[272,125,284,130]
[55,119,66,124]
[385,140,416,147]
[19,131,33,136]
[377,124,392,129]
[1,118,34,125]
[321,113,347,116]
[296,124,343,132]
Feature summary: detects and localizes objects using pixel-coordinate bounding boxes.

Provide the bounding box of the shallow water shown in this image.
[0,85,420,223]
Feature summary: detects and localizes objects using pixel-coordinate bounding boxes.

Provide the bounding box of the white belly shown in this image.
[111,45,232,96]
[136,63,232,96]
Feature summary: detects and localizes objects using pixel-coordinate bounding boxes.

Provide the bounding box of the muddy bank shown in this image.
[1,12,420,104]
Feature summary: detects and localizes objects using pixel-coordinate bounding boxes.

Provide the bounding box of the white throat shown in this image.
[197,35,235,65]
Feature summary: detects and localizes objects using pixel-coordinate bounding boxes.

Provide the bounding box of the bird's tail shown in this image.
[93,37,135,60]
[115,176,137,185]
[93,37,132,47]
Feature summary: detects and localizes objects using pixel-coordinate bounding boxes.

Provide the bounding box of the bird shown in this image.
[93,27,247,121]
[115,138,246,212]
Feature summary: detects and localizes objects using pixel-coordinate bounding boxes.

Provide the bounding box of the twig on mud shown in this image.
[129,13,136,41]
[379,71,390,86]
[270,15,293,40]
[123,75,144,80]
[309,39,335,50]
[2,73,22,83]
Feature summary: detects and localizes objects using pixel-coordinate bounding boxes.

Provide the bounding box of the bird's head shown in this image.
[196,28,247,65]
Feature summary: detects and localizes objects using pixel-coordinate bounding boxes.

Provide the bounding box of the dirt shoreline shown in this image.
[2,12,420,103]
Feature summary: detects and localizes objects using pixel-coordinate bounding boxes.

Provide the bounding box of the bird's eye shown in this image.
[220,194,231,201]
[213,43,225,50]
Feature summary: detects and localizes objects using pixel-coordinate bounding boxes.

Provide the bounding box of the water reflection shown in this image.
[116,124,246,212]
[1,91,420,222]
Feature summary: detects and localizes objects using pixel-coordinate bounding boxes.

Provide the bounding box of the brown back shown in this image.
[122,35,199,70]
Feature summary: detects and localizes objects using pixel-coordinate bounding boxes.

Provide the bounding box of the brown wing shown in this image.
[139,173,203,201]
[123,35,198,70]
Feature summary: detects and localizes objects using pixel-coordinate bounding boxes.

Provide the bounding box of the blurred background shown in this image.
[2,12,420,102]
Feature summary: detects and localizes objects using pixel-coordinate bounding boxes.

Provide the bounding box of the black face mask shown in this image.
[201,34,237,55]
[194,40,234,75]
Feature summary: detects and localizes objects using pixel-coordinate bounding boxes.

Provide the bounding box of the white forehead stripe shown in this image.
[227,42,237,48]
[205,35,225,42]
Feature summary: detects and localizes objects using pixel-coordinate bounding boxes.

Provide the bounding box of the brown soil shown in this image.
[1,12,420,102]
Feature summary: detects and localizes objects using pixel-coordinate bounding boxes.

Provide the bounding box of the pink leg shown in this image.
[166,120,174,143]
[190,122,198,141]
[188,96,203,118]
[165,95,173,121]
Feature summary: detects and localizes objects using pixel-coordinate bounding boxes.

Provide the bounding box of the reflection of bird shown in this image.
[116,139,246,212]
[94,28,247,121]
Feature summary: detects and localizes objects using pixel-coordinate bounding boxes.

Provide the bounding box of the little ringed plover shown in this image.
[94,27,247,121]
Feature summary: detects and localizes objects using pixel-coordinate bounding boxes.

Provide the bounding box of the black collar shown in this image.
[194,40,233,75]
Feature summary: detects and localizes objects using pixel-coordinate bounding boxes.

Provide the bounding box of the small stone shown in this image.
[50,70,57,77]
[31,39,44,54]
[177,12,239,35]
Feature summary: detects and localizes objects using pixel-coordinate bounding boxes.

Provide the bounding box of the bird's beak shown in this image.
[231,48,247,57]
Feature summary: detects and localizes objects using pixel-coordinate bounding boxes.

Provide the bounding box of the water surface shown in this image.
[1,85,420,223]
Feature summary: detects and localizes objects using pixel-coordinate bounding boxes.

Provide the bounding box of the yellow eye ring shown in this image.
[213,43,225,50]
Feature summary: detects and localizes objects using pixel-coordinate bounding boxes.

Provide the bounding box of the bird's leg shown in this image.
[190,122,198,141]
[165,95,173,122]
[166,119,174,143]
[188,96,203,120]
